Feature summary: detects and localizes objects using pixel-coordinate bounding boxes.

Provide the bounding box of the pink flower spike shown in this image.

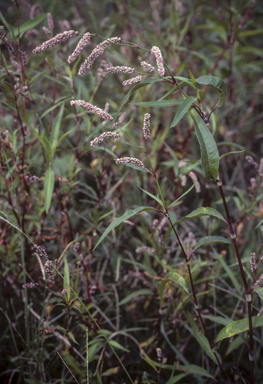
[151,46,165,76]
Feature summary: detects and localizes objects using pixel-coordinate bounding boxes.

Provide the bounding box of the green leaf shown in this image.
[159,273,189,301]
[170,96,197,128]
[50,104,64,152]
[195,75,227,107]
[107,340,130,352]
[121,163,149,172]
[189,107,219,180]
[177,364,214,378]
[63,256,71,303]
[115,78,163,120]
[168,183,196,208]
[118,289,153,306]
[93,206,159,250]
[165,207,227,242]
[158,80,195,101]
[191,236,233,254]
[202,315,232,326]
[214,253,240,292]
[68,331,78,344]
[219,150,245,161]
[44,169,55,213]
[133,99,184,107]
[216,315,263,343]
[255,218,263,229]
[13,14,47,38]
[255,287,263,301]
[137,185,164,208]
[187,312,218,364]
[165,374,188,384]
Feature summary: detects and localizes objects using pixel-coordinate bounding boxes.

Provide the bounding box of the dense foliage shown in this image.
[1,1,263,383]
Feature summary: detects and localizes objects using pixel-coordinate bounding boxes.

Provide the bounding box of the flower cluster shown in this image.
[141,61,155,72]
[115,157,145,168]
[189,171,201,193]
[143,113,151,140]
[32,30,79,54]
[123,75,143,86]
[105,65,135,74]
[151,46,165,76]
[90,132,120,147]
[70,100,113,121]
[250,252,256,272]
[22,282,39,288]
[78,37,121,75]
[67,32,92,63]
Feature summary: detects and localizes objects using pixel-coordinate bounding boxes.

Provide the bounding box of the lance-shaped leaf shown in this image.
[170,96,197,128]
[190,236,233,255]
[177,364,214,379]
[93,206,159,250]
[165,207,227,242]
[50,104,64,152]
[196,75,227,107]
[44,169,55,213]
[137,185,164,208]
[216,315,263,343]
[188,312,218,364]
[189,107,219,180]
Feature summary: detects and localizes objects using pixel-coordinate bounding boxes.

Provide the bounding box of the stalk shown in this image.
[217,174,254,383]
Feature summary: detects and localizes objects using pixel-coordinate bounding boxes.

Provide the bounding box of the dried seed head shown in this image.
[78,37,121,75]
[70,99,113,121]
[67,32,92,63]
[143,113,151,140]
[141,61,155,72]
[90,132,120,146]
[122,75,143,86]
[151,46,165,76]
[33,30,79,54]
[115,157,145,168]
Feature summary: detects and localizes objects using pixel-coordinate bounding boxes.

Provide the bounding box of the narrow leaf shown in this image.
[137,185,164,208]
[192,236,233,253]
[177,364,214,378]
[44,169,55,213]
[93,206,159,250]
[50,104,64,151]
[118,289,153,306]
[133,99,184,107]
[255,287,263,301]
[190,107,219,180]
[13,14,47,38]
[170,96,197,128]
[165,207,227,242]
[216,315,263,343]
[195,75,227,107]
[188,312,218,364]
[168,183,196,208]
[122,163,149,172]
[219,150,245,161]
[63,256,71,303]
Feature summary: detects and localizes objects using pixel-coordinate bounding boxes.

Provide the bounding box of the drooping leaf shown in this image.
[189,107,219,180]
[195,75,227,107]
[216,315,263,343]
[44,169,55,213]
[219,150,245,161]
[187,312,218,364]
[107,340,130,352]
[93,206,159,250]
[170,96,197,128]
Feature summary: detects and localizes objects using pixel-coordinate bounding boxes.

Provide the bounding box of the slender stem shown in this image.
[217,174,254,383]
